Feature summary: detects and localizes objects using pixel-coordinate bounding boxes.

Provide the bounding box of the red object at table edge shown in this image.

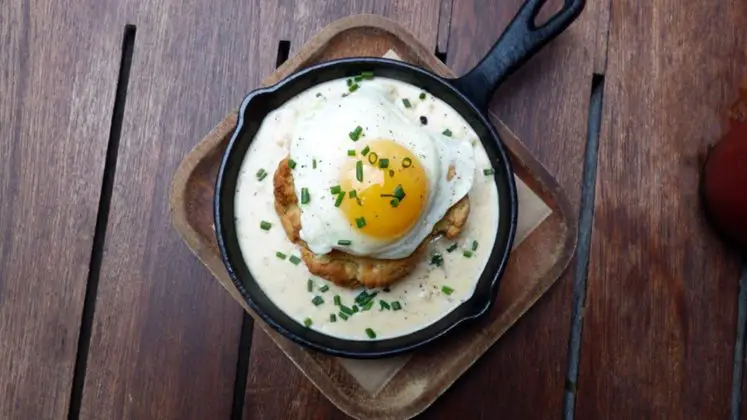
[702,89,747,251]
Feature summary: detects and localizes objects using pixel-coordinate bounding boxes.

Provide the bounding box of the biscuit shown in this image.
[273,157,469,288]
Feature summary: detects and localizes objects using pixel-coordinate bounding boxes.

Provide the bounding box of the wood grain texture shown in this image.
[423,0,602,417]
[287,0,440,59]
[0,1,122,418]
[77,1,282,418]
[578,1,747,418]
[243,2,441,419]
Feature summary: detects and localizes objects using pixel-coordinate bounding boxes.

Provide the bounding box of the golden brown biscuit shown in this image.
[273,157,469,289]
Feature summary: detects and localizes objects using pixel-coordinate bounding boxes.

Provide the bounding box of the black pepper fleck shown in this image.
[419,116,428,125]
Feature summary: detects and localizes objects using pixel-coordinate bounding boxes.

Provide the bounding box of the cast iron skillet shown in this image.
[215,0,585,358]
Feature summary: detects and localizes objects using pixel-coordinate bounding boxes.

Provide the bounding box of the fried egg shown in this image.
[288,80,475,259]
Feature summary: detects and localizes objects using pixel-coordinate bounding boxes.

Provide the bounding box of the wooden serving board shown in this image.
[170,14,577,420]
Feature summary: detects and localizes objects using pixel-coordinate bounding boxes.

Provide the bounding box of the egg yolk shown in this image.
[339,140,428,240]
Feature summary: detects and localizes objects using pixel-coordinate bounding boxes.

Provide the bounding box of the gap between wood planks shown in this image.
[733,259,747,420]
[562,72,604,420]
[67,24,136,420]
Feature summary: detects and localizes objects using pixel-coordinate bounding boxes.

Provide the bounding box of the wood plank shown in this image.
[243,1,442,418]
[577,1,747,418]
[423,0,601,417]
[76,1,283,418]
[0,1,122,418]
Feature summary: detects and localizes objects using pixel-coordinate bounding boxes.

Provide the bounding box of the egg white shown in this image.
[287,79,475,259]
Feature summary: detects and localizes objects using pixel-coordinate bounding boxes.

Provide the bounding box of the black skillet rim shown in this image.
[214,57,518,358]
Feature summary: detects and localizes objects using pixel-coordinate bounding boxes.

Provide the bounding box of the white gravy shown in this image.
[234,77,499,340]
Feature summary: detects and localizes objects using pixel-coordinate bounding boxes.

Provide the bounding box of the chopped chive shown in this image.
[354,75,363,82]
[312,159,317,169]
[338,312,349,321]
[300,187,310,205]
[361,146,370,156]
[330,314,337,322]
[442,286,454,295]
[367,152,378,164]
[276,252,287,260]
[315,92,322,97]
[330,185,342,194]
[349,126,363,141]
[354,291,369,303]
[289,255,302,265]
[402,157,413,168]
[361,71,374,79]
[362,300,374,311]
[390,198,400,207]
[419,92,426,100]
[483,168,495,176]
[391,301,402,311]
[288,159,297,169]
[349,190,357,199]
[356,160,363,182]
[379,300,391,310]
[260,221,272,230]
[430,253,444,267]
[256,168,267,180]
[347,149,356,156]
[365,328,377,339]
[340,305,354,315]
[446,243,458,253]
[338,239,352,246]
[319,285,330,293]
[304,318,312,327]
[312,296,324,306]
[258,172,268,181]
[356,292,377,306]
[352,305,359,313]
[356,217,366,229]
[463,250,473,258]
[393,184,405,200]
[402,98,412,108]
[364,297,377,307]
[471,240,479,251]
[442,129,452,137]
[333,295,341,306]
[307,278,314,292]
[349,83,359,93]
[378,158,389,168]
[334,192,345,207]
[346,78,353,86]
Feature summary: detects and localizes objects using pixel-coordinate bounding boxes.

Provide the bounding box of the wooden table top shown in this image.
[2,0,746,418]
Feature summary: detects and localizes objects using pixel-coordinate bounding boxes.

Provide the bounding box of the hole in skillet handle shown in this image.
[450,0,586,111]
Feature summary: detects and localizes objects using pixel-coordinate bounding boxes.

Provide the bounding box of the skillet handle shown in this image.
[450,0,585,111]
